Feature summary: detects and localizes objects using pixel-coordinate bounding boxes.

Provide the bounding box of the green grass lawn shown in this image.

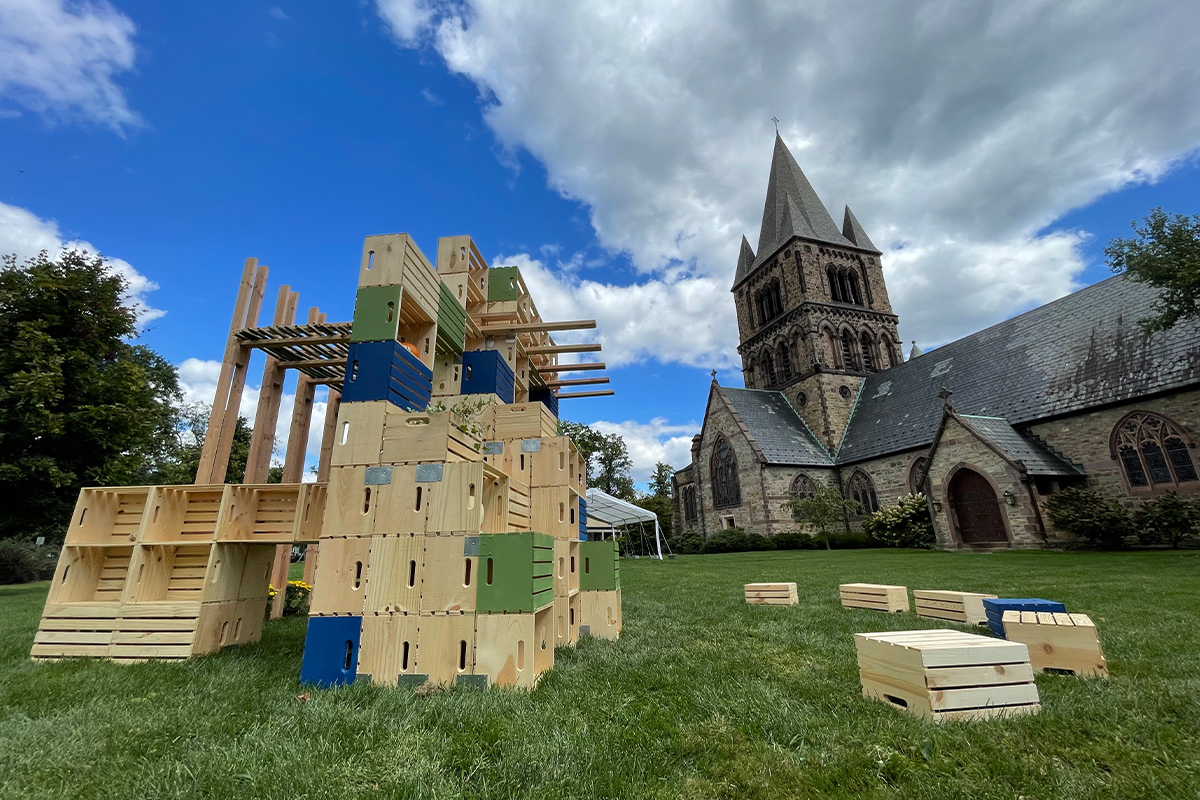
[2,549,1199,799]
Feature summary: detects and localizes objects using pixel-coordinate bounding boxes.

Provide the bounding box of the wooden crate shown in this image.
[840,583,909,613]
[31,603,121,660]
[745,582,799,606]
[308,537,372,616]
[914,590,997,626]
[432,354,462,397]
[357,234,440,322]
[552,592,581,649]
[297,484,327,543]
[492,402,558,440]
[141,486,227,543]
[320,466,384,537]
[531,485,581,540]
[579,589,622,640]
[474,606,554,689]
[363,534,424,615]
[380,408,484,465]
[125,544,212,604]
[218,484,309,543]
[854,629,1040,722]
[64,487,154,544]
[1002,611,1108,677]
[109,602,203,662]
[45,545,134,605]
[418,534,478,614]
[358,613,421,687]
[413,612,477,686]
[529,436,585,492]
[507,478,532,532]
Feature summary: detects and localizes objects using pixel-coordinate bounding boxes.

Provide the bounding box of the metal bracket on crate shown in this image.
[397,674,430,689]
[520,439,542,452]
[579,625,591,637]
[364,466,392,485]
[456,675,488,689]
[481,441,503,455]
[415,464,444,482]
[463,536,480,557]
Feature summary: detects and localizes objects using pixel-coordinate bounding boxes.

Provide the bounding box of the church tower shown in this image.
[731,135,902,450]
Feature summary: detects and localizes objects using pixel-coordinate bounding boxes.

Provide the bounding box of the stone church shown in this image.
[673,135,1200,549]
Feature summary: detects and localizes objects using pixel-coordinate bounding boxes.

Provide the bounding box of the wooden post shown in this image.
[302,379,340,587]
[196,260,268,484]
[244,286,297,483]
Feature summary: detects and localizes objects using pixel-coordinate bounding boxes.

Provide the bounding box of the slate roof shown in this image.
[841,206,879,252]
[719,386,834,466]
[732,235,756,288]
[836,274,1200,465]
[958,415,1082,476]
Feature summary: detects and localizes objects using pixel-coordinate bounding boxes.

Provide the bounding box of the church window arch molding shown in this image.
[846,470,880,514]
[775,337,793,381]
[1110,411,1198,492]
[859,330,877,373]
[710,435,742,509]
[789,473,818,519]
[908,455,929,494]
[826,263,865,307]
[839,327,859,371]
[759,348,778,387]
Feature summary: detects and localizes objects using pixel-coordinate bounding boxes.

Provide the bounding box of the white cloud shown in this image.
[590,417,698,484]
[379,0,1200,353]
[0,0,141,131]
[0,200,165,324]
[269,7,289,22]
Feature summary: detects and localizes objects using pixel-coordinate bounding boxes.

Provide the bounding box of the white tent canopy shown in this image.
[584,488,665,559]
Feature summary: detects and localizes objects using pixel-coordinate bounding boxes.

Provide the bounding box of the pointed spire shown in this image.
[751,135,852,270]
[731,235,756,289]
[842,206,880,253]
[909,340,923,359]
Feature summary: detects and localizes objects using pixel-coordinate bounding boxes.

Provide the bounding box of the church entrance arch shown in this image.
[948,468,1008,544]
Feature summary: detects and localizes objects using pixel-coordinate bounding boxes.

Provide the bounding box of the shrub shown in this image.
[817,531,877,549]
[670,529,704,554]
[268,580,313,616]
[862,494,935,548]
[1135,492,1200,548]
[700,527,776,554]
[1045,487,1133,549]
[772,530,817,550]
[0,540,50,585]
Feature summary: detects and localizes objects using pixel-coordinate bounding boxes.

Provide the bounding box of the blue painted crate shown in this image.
[341,340,433,410]
[982,598,1067,638]
[530,387,559,419]
[462,350,516,403]
[299,616,363,687]
[578,497,588,535]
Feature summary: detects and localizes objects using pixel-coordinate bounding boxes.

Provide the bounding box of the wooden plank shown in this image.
[477,319,597,335]
[525,343,602,355]
[245,285,297,482]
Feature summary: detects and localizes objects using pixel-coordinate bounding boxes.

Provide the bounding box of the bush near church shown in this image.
[861,493,935,548]
[1134,492,1200,548]
[1045,487,1134,549]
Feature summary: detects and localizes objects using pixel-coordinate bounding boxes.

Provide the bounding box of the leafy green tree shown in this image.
[649,461,674,500]
[0,251,182,542]
[558,420,634,500]
[786,486,861,551]
[558,420,604,483]
[634,461,676,543]
[156,402,254,485]
[1106,207,1200,332]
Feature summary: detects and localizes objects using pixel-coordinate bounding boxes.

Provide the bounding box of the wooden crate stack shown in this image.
[744,582,799,606]
[1002,611,1108,677]
[300,235,614,689]
[854,630,1040,722]
[839,583,909,613]
[32,483,325,662]
[913,590,997,626]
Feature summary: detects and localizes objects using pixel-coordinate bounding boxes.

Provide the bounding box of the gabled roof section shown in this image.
[836,275,1200,465]
[750,135,853,275]
[842,206,880,253]
[731,235,756,289]
[958,415,1082,476]
[717,386,834,466]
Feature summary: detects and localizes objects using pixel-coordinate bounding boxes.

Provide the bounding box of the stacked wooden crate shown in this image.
[578,539,621,639]
[32,483,325,662]
[914,590,997,626]
[744,582,799,606]
[1002,611,1108,677]
[982,598,1067,638]
[854,630,1040,722]
[839,583,909,613]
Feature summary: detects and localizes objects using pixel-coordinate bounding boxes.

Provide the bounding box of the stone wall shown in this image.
[689,388,768,535]
[760,465,839,536]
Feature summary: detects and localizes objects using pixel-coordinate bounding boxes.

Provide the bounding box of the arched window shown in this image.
[827,265,842,302]
[777,341,793,381]
[790,473,817,519]
[710,435,741,509]
[683,485,698,525]
[847,471,879,514]
[770,279,784,318]
[860,332,875,373]
[761,350,777,387]
[840,331,857,371]
[848,271,863,305]
[879,333,894,368]
[1111,411,1198,489]
[908,456,928,494]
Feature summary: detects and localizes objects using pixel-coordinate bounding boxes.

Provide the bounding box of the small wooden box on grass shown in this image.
[840,583,908,613]
[1002,611,1108,677]
[744,582,798,606]
[914,590,997,626]
[855,629,1040,722]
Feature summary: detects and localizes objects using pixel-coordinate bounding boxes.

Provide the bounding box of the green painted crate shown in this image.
[579,539,620,591]
[436,282,467,355]
[351,285,403,343]
[475,532,554,613]
[487,266,521,303]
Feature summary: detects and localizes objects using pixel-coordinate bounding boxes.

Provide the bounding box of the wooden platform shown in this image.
[744,582,798,606]
[914,590,997,626]
[840,583,908,613]
[855,629,1040,722]
[1002,611,1108,677]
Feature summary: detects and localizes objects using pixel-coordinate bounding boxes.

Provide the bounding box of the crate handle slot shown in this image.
[467,484,476,510]
[517,640,525,670]
[343,641,354,671]
[884,694,908,709]
[414,486,423,512]
[458,640,467,671]
[386,301,395,323]
[408,560,417,588]
[61,564,70,584]
[350,360,359,382]
[405,417,431,427]
[570,607,575,625]
[366,251,374,270]
[607,606,614,626]
[353,561,363,589]
[402,641,410,670]
[486,557,493,585]
[463,558,472,587]
[341,422,350,446]
[362,487,372,515]
[79,508,87,526]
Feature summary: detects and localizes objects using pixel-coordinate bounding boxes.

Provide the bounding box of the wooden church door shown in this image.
[949,469,1008,544]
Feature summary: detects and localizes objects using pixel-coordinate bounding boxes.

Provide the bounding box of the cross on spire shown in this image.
[771,116,780,133]
[937,385,954,404]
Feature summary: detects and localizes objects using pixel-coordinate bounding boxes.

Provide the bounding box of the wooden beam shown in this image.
[242,332,349,349]
[244,286,297,483]
[478,319,597,335]
[305,382,341,587]
[554,390,615,399]
[525,343,602,355]
[539,361,607,373]
[275,357,347,370]
[544,377,610,388]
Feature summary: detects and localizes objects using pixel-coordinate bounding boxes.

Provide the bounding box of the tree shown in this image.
[1106,207,1200,333]
[649,461,674,500]
[786,486,861,550]
[155,402,255,485]
[558,420,604,483]
[1044,487,1133,549]
[0,250,182,542]
[558,420,634,500]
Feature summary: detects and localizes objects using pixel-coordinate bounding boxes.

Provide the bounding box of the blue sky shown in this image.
[2,1,1199,485]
